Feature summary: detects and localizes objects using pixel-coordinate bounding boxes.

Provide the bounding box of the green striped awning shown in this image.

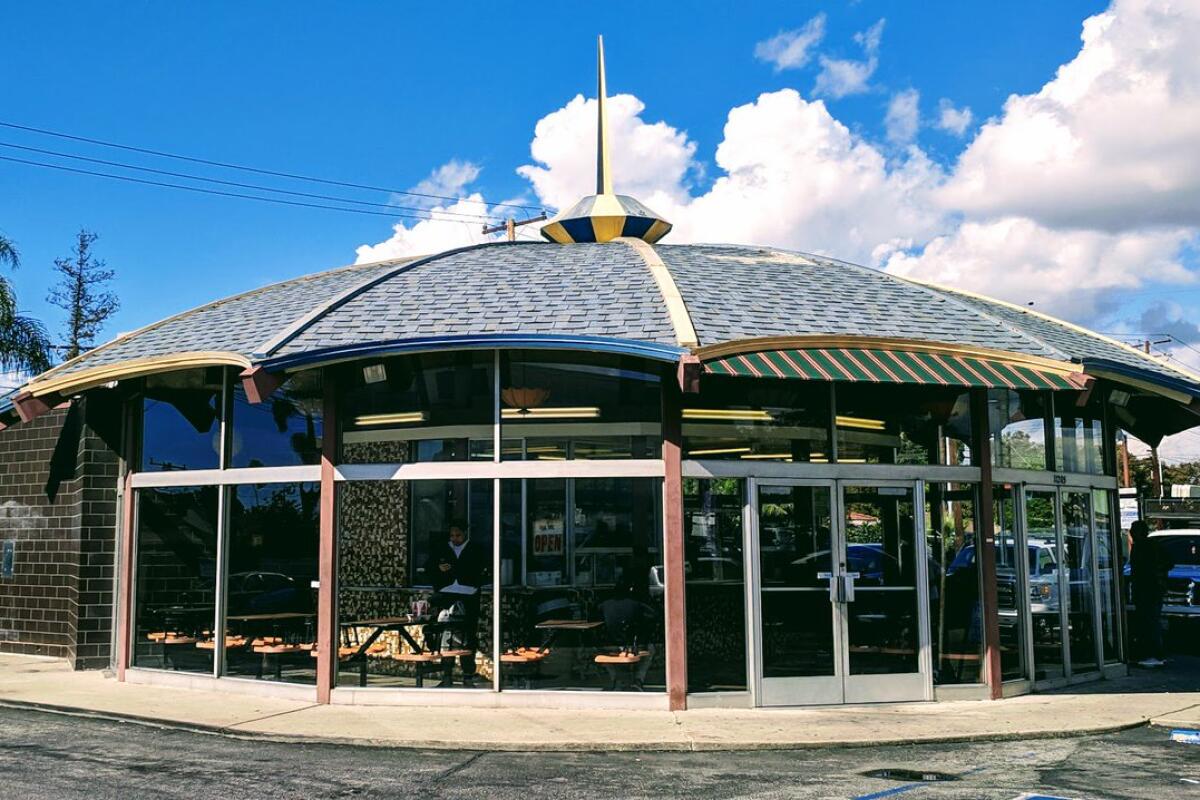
[703,348,1088,391]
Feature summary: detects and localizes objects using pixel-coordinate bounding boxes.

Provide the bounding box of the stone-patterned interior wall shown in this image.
[0,403,119,669]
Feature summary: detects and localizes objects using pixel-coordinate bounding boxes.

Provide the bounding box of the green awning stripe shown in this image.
[703,348,1082,391]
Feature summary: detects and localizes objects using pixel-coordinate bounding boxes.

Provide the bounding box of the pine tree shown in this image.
[48,229,119,361]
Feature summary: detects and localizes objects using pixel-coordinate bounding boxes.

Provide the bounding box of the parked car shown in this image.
[1123,529,1200,621]
[948,538,1061,615]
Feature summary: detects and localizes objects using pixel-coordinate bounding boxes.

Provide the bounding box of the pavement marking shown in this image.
[1169,728,1200,744]
[851,784,926,800]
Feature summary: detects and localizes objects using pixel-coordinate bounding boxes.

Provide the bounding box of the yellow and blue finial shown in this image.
[541,36,673,245]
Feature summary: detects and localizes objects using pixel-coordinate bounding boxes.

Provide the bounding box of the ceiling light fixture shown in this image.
[501,407,600,419]
[835,415,887,431]
[682,409,773,422]
[687,446,753,456]
[353,411,427,426]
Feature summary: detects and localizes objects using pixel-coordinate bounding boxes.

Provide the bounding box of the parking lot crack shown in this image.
[221,703,321,731]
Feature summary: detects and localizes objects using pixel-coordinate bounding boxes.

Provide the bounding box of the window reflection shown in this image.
[335,479,493,688]
[221,483,319,683]
[835,384,972,465]
[988,390,1049,470]
[230,371,323,468]
[141,369,222,471]
[500,352,662,461]
[499,477,664,691]
[683,479,746,693]
[994,485,1028,681]
[1094,490,1120,663]
[132,486,219,673]
[925,483,982,684]
[1054,393,1106,475]
[683,377,830,463]
[1025,489,1064,680]
[338,352,494,464]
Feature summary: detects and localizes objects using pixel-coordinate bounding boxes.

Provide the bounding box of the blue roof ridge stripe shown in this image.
[25,257,402,390]
[786,249,1074,363]
[252,240,542,360]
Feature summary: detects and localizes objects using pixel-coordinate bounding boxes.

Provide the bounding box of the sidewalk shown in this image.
[2,654,1198,752]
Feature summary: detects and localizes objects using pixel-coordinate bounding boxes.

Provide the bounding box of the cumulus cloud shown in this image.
[814,18,884,99]
[754,15,827,71]
[402,159,481,207]
[885,89,920,144]
[518,87,945,265]
[938,0,1200,232]
[936,99,973,136]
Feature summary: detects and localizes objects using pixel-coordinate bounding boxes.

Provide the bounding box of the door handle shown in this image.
[817,572,838,602]
[843,572,859,603]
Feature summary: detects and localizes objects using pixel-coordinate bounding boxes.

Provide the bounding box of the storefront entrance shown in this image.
[751,480,931,706]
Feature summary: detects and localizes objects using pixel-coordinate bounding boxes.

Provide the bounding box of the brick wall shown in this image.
[0,402,120,669]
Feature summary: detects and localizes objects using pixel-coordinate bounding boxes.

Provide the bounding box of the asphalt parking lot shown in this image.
[0,704,1196,800]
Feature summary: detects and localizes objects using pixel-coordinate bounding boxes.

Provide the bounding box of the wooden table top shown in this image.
[535,619,604,630]
[226,612,315,622]
[341,615,426,627]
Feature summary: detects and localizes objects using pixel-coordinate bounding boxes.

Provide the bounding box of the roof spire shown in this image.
[596,35,613,196]
[540,36,672,245]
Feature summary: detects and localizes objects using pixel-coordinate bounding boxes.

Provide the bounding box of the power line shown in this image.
[0,154,492,223]
[0,119,548,214]
[0,140,497,223]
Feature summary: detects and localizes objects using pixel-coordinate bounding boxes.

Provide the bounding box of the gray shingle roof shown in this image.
[23,240,1196,393]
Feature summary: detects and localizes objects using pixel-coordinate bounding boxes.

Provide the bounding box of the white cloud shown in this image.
[814,18,884,99]
[885,89,920,144]
[939,0,1200,232]
[754,15,827,72]
[517,93,695,212]
[936,99,973,136]
[402,159,481,208]
[356,197,499,264]
[883,217,1195,320]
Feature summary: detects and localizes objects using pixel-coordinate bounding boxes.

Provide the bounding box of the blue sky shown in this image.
[4,1,1200,459]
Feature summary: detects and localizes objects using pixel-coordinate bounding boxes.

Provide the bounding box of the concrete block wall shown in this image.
[0,403,120,669]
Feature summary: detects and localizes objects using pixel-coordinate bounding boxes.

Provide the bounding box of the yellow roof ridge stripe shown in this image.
[24,351,252,398]
[619,237,699,349]
[902,275,1200,385]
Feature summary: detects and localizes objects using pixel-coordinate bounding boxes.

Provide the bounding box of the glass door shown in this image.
[1023,487,1066,681]
[753,481,841,705]
[752,480,930,706]
[841,483,929,703]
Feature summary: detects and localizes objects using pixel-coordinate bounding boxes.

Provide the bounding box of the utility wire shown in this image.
[0,119,548,214]
[0,154,490,223]
[0,140,496,223]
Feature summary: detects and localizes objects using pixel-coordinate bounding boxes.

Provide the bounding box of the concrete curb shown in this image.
[0,698,1154,753]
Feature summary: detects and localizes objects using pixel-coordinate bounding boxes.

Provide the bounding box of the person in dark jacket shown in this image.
[423,519,487,687]
[1130,520,1167,667]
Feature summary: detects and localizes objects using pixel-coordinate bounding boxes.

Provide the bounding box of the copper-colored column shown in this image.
[662,367,688,711]
[116,472,135,680]
[970,388,1003,699]
[316,376,338,703]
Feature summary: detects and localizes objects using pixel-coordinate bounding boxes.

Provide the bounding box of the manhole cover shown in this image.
[862,768,959,783]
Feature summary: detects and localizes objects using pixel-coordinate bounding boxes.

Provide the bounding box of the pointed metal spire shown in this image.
[596,35,613,196]
[540,36,672,245]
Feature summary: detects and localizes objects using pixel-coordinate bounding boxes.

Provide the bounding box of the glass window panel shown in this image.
[1025,489,1064,680]
[501,351,662,461]
[335,479,493,688]
[229,371,323,468]
[222,483,319,683]
[835,384,972,465]
[1063,491,1098,674]
[683,478,746,693]
[757,484,835,678]
[843,486,920,675]
[1054,393,1106,475]
[499,477,663,691]
[141,369,222,472]
[925,483,983,685]
[994,485,1028,681]
[683,377,830,463]
[338,352,494,464]
[132,486,219,673]
[988,390,1049,470]
[1093,490,1120,663]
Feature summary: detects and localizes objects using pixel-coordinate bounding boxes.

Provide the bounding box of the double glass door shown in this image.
[752,480,930,706]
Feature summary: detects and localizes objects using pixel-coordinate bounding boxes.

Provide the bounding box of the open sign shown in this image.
[533,532,564,556]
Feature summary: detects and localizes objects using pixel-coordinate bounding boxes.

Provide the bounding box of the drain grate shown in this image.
[861,768,959,783]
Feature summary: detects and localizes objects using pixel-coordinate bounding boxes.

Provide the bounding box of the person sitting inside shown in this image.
[423,519,487,687]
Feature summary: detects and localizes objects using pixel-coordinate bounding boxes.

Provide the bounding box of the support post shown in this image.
[663,365,688,710]
[239,365,285,404]
[971,388,1003,699]
[116,471,135,680]
[316,374,338,703]
[13,391,60,424]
